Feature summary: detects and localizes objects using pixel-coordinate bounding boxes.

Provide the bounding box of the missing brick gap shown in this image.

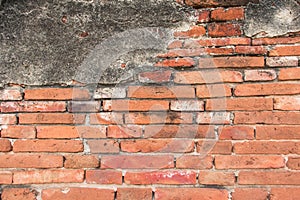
[114,191,117,200]
[152,191,155,200]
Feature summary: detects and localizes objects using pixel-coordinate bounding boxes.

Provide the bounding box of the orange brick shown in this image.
[232,188,268,200]
[90,113,123,125]
[197,141,232,155]
[208,23,241,37]
[19,113,85,124]
[0,89,22,100]
[269,45,300,56]
[218,126,254,140]
[215,155,285,169]
[206,97,273,111]
[0,139,11,152]
[86,170,122,184]
[197,10,210,22]
[125,170,197,185]
[184,38,250,48]
[0,114,17,125]
[1,188,37,200]
[77,126,106,138]
[270,188,300,200]
[176,155,213,169]
[196,112,231,124]
[1,126,36,138]
[121,139,194,153]
[42,188,114,200]
[279,67,300,80]
[0,101,66,113]
[155,188,228,200]
[107,125,142,138]
[117,188,152,200]
[13,169,84,184]
[199,56,264,68]
[101,155,174,169]
[37,126,79,138]
[196,84,232,98]
[103,100,169,111]
[155,58,195,67]
[174,25,206,38]
[244,69,276,81]
[87,140,119,153]
[235,46,267,54]
[287,157,300,170]
[64,155,99,168]
[256,125,300,140]
[199,171,235,186]
[235,83,300,96]
[0,171,12,184]
[138,70,172,83]
[253,36,300,45]
[13,139,83,152]
[211,7,244,21]
[25,88,90,100]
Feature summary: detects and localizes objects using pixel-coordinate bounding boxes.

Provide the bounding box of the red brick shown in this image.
[287,157,300,170]
[235,46,267,54]
[1,126,36,138]
[245,69,277,81]
[206,97,273,111]
[270,188,300,200]
[176,155,213,169]
[158,48,234,57]
[234,111,300,125]
[279,67,300,80]
[218,126,254,140]
[0,171,12,184]
[238,171,300,185]
[215,155,285,169]
[206,47,234,55]
[199,56,264,68]
[86,170,122,184]
[0,154,63,168]
[196,112,231,124]
[267,56,298,67]
[138,70,172,83]
[77,126,106,138]
[121,139,194,153]
[13,139,83,152]
[171,100,204,111]
[117,188,152,200]
[19,113,85,124]
[155,58,195,67]
[155,188,228,200]
[269,45,300,56]
[1,101,66,113]
[235,83,300,96]
[274,96,300,110]
[42,188,114,200]
[103,100,169,111]
[126,112,193,125]
[13,169,84,184]
[144,125,215,139]
[107,125,142,138]
[232,188,268,200]
[234,141,300,154]
[125,170,196,185]
[208,23,241,37]
[0,139,11,152]
[101,155,174,169]
[1,188,37,200]
[167,40,182,49]
[199,171,235,185]
[256,125,300,140]
[25,88,90,100]
[36,126,79,138]
[198,10,210,22]
[196,84,232,98]
[90,113,123,125]
[211,7,244,21]
[174,70,242,84]
[174,25,206,38]
[197,141,232,154]
[253,36,300,45]
[68,101,100,112]
[184,37,250,48]
[64,155,99,168]
[128,86,195,99]
[0,89,22,100]
[0,114,17,125]
[87,140,119,153]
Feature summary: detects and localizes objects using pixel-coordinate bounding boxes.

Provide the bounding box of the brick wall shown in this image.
[1,1,300,200]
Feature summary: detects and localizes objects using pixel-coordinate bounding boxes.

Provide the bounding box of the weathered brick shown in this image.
[0,89,22,100]
[155,58,195,67]
[218,126,255,140]
[208,23,241,37]
[1,188,37,200]
[0,171,12,184]
[171,100,204,111]
[211,7,244,21]
[42,188,114,200]
[197,141,232,154]
[68,101,100,112]
[287,157,300,170]
[253,36,300,45]
[270,188,300,200]
[0,139,12,152]
[269,45,300,56]
[244,69,277,81]
[185,0,258,7]
[176,155,213,169]
[279,67,300,80]
[107,125,142,138]
[13,139,83,152]
[167,40,183,49]
[235,46,267,54]
[1,101,66,113]
[77,126,106,138]
[0,114,17,125]
[103,100,169,111]
[267,56,298,67]
[117,188,152,200]
[121,139,194,153]
[87,140,119,153]
[36,126,79,138]
[138,70,172,83]
[199,171,235,185]
[215,155,285,169]
[196,112,231,124]
[125,170,197,185]
[274,96,300,110]
[232,188,268,200]
[174,25,206,38]
[19,113,85,124]
[94,87,126,99]
[0,154,63,168]
[13,169,84,184]
[101,155,174,169]
[90,113,123,125]
[199,57,264,68]
[64,155,99,168]
[196,84,232,98]
[256,125,300,140]
[1,126,36,138]
[184,38,250,48]
[86,170,122,184]
[197,10,210,22]
[25,88,90,100]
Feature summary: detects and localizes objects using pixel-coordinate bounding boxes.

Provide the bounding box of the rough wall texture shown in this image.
[1,0,300,199]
